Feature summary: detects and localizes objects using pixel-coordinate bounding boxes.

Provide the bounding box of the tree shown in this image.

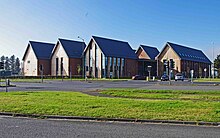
[4,57,10,71]
[15,57,21,74]
[214,54,220,77]
[9,55,16,73]
[1,56,5,63]
[0,55,21,74]
[214,54,220,68]
[77,64,81,75]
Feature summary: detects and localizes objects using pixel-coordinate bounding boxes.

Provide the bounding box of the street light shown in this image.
[78,36,86,81]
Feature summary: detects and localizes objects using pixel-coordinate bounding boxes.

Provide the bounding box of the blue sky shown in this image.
[0,0,220,60]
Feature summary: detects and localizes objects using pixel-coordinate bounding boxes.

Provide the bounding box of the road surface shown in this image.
[0,80,220,92]
[0,116,219,138]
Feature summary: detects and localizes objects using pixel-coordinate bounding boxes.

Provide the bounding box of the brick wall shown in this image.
[124,59,138,77]
[38,59,51,76]
[69,58,82,76]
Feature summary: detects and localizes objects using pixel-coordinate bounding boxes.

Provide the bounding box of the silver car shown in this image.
[175,73,184,81]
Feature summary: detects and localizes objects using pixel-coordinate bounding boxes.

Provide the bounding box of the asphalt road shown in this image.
[1,80,220,92]
[0,116,219,138]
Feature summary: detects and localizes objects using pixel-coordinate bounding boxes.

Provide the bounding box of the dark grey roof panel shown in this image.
[167,42,212,64]
[29,41,55,60]
[92,36,137,59]
[140,45,159,60]
[59,38,86,58]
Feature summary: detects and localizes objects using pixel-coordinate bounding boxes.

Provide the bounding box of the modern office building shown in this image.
[156,42,212,78]
[22,37,212,79]
[136,45,159,77]
[22,41,55,76]
[83,36,138,78]
[51,38,86,77]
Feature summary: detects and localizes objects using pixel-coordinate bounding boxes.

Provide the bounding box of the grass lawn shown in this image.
[0,91,219,122]
[194,78,220,82]
[101,89,220,101]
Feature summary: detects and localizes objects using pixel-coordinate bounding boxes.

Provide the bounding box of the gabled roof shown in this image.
[160,42,212,64]
[138,45,159,60]
[23,41,55,60]
[58,38,86,58]
[91,36,137,59]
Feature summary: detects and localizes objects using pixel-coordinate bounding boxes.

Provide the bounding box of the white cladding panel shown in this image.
[51,42,69,76]
[23,45,38,76]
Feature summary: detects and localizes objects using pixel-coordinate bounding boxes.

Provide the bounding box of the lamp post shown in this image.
[78,36,86,81]
[190,70,194,83]
[212,42,214,79]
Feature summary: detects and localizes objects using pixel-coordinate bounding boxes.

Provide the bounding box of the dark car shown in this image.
[161,74,169,81]
[132,75,146,80]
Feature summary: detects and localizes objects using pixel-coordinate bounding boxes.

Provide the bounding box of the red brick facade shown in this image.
[37,59,51,76]
[124,59,138,77]
[69,58,82,76]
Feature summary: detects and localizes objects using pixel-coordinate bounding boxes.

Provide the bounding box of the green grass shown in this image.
[0,91,219,122]
[101,89,220,101]
[194,78,220,82]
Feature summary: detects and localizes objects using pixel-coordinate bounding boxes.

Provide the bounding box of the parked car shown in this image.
[161,74,169,81]
[132,75,146,80]
[175,73,184,81]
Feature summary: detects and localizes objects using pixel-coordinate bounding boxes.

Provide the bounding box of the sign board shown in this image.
[110,72,113,76]
[147,66,152,72]
[0,71,12,77]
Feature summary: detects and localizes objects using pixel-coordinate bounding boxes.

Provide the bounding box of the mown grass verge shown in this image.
[101,89,220,101]
[194,78,220,82]
[0,91,219,122]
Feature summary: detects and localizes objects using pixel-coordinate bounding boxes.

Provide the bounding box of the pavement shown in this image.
[0,116,219,138]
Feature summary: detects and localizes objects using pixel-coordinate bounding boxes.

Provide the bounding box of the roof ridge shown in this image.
[92,35,129,44]
[29,41,54,45]
[140,45,158,49]
[58,38,84,43]
[167,42,202,52]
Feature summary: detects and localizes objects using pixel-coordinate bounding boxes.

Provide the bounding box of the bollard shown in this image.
[5,79,8,92]
[153,76,155,81]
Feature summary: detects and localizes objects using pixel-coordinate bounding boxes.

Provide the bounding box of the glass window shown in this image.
[105,57,108,78]
[90,48,92,67]
[114,57,116,66]
[121,58,125,77]
[105,57,108,67]
[102,54,105,69]
[122,58,125,67]
[110,57,112,66]
[117,58,120,67]
[110,57,113,72]
[95,45,98,67]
